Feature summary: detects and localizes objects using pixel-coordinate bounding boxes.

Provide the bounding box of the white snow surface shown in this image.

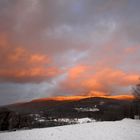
[0,119,140,140]
[77,118,95,124]
[75,107,100,112]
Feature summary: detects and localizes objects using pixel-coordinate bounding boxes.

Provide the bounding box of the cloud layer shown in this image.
[0,0,140,105]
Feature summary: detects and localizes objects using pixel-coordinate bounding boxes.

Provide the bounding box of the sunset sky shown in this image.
[0,0,140,105]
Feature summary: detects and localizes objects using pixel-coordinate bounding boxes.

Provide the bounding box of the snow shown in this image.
[75,107,100,112]
[29,114,46,122]
[0,119,140,140]
[77,118,95,124]
[52,118,77,124]
[52,117,94,124]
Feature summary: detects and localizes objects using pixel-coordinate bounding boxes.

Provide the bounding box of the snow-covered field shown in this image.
[0,119,140,140]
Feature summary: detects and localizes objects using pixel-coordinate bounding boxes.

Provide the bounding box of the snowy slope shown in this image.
[0,119,140,140]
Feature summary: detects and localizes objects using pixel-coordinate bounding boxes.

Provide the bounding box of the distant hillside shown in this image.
[0,97,139,131]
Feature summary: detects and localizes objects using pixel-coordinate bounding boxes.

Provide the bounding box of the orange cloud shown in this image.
[68,65,89,79]
[0,33,9,48]
[7,47,27,63]
[29,54,50,64]
[0,67,59,83]
[0,47,59,83]
[81,79,103,91]
[124,46,140,54]
[86,91,108,96]
[6,47,50,65]
[61,66,139,96]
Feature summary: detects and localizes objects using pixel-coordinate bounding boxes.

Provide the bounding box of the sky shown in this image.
[0,0,140,105]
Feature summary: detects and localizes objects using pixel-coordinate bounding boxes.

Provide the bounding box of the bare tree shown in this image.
[132,82,140,118]
[132,84,140,100]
